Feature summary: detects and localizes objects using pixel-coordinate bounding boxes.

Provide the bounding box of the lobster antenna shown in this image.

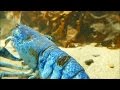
[13,11,22,27]
[18,11,22,24]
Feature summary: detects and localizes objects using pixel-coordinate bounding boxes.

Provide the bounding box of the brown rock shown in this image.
[85,59,94,66]
[109,64,114,68]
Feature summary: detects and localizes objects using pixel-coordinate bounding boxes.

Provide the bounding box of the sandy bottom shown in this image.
[0,40,120,79]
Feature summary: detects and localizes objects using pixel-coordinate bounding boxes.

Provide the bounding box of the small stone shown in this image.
[85,59,94,66]
[109,64,114,68]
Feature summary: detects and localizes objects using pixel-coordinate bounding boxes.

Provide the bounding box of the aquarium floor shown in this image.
[0,40,120,79]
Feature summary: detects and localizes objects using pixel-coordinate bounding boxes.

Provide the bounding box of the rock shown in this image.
[109,64,114,68]
[85,59,94,66]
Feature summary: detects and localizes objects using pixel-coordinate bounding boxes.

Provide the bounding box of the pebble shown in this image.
[109,64,114,68]
[85,59,94,66]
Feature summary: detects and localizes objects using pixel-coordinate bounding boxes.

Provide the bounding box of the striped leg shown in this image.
[0,61,30,70]
[0,69,34,79]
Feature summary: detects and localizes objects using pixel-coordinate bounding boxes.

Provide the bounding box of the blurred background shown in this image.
[0,11,120,48]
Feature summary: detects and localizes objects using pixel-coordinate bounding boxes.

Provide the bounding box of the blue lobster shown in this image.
[0,24,89,79]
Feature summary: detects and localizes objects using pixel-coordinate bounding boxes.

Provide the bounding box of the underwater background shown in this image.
[0,11,120,79]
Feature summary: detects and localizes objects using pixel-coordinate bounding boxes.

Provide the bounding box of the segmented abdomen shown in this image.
[38,46,89,79]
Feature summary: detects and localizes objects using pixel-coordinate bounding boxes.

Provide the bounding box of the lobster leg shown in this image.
[0,61,30,70]
[0,69,34,79]
[28,70,39,79]
[0,71,31,78]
